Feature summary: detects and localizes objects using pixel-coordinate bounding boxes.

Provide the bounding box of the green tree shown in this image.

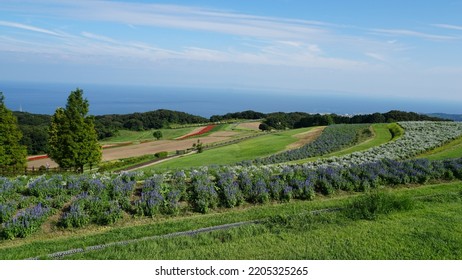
[0,92,27,167]
[48,89,102,171]
[153,130,163,140]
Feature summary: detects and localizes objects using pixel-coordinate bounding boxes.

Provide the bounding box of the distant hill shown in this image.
[426,113,462,122]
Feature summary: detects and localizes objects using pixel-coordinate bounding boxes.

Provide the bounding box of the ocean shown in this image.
[1,81,460,117]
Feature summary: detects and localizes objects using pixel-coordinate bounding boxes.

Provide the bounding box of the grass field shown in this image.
[62,182,462,260]
[417,136,462,160]
[3,121,462,261]
[1,181,458,260]
[145,127,314,171]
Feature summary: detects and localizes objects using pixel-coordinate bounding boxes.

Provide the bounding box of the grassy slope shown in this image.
[417,136,462,160]
[144,127,314,171]
[63,182,461,260]
[1,181,460,260]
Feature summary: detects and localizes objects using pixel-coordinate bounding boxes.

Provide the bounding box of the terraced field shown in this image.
[3,121,462,260]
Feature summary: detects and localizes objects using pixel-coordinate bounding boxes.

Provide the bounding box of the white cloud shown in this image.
[365,52,386,62]
[0,20,62,37]
[371,28,456,41]
[433,24,462,31]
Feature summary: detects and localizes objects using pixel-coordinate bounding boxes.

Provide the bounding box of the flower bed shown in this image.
[177,125,215,140]
[27,155,49,161]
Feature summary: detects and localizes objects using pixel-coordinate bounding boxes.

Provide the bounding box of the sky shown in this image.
[1,0,462,103]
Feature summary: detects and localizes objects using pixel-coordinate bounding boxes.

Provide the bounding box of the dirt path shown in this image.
[286,126,326,150]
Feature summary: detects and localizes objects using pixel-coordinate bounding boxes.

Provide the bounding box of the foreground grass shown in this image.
[417,136,462,160]
[145,127,314,171]
[65,183,462,260]
[1,181,460,260]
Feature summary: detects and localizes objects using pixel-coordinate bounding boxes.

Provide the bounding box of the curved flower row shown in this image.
[300,121,462,169]
[246,124,371,165]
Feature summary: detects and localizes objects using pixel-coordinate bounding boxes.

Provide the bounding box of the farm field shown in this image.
[26,124,259,169]
[145,126,320,171]
[3,120,462,260]
[289,123,396,164]
[100,127,196,143]
[27,122,263,169]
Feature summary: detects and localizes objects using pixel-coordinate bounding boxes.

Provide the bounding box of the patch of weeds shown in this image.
[344,191,414,221]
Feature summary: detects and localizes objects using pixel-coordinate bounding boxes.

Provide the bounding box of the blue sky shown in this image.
[1,0,462,102]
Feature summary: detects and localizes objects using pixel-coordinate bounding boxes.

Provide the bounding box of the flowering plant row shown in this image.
[299,121,462,169]
[2,156,462,237]
[176,125,215,140]
[247,124,371,165]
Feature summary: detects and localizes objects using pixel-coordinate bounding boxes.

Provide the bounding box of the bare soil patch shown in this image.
[236,122,261,131]
[28,135,234,169]
[286,126,326,150]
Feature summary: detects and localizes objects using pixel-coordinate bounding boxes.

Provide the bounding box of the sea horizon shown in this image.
[1,80,461,118]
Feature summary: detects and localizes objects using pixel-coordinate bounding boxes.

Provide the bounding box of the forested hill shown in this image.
[426,113,462,122]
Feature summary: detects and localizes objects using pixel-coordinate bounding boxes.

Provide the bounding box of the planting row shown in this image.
[246,124,371,165]
[176,125,215,140]
[302,121,462,168]
[3,155,462,238]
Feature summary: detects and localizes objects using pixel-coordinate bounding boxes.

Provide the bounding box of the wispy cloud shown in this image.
[0,0,446,73]
[371,28,456,41]
[365,52,386,62]
[0,20,62,37]
[433,23,462,31]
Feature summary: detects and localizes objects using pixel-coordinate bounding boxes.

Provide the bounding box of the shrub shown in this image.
[1,203,50,239]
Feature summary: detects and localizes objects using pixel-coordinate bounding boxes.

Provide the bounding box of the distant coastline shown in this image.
[1,81,461,117]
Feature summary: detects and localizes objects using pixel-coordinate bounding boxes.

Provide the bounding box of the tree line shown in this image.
[259,110,449,130]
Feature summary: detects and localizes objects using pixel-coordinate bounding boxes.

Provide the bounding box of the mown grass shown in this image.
[62,182,462,260]
[1,181,460,260]
[144,127,314,171]
[417,136,462,160]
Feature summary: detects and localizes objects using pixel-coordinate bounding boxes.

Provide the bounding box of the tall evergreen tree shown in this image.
[48,89,102,171]
[0,92,27,167]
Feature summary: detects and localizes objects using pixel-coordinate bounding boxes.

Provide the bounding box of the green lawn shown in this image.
[417,136,462,160]
[144,127,314,171]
